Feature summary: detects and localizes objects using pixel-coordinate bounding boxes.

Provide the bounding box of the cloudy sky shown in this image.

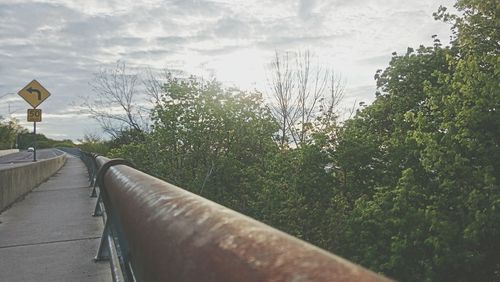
[0,0,455,141]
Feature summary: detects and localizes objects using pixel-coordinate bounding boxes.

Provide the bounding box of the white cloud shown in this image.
[0,0,456,140]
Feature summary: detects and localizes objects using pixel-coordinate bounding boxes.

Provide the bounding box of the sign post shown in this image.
[18,80,51,162]
[26,109,42,161]
[33,121,37,161]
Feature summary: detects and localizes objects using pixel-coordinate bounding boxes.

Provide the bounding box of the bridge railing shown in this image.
[80,150,391,282]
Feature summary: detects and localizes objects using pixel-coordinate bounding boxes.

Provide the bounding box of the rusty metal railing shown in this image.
[80,150,391,282]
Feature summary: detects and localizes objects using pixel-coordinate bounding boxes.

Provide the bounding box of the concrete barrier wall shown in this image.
[0,149,19,157]
[0,153,67,212]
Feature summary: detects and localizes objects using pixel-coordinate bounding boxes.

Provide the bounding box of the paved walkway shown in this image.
[0,155,111,281]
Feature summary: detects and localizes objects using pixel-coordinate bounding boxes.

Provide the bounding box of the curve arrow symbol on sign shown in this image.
[27,87,41,100]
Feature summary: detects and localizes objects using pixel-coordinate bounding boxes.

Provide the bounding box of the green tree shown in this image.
[413,1,500,279]
[110,75,279,214]
[332,1,499,280]
[77,133,110,155]
[0,118,26,149]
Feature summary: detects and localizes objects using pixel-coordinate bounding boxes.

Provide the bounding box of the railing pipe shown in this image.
[93,155,391,282]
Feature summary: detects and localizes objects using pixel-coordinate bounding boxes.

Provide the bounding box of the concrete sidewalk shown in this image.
[0,155,111,281]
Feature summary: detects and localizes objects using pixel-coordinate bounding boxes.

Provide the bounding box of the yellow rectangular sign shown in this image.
[18,80,51,108]
[27,109,42,122]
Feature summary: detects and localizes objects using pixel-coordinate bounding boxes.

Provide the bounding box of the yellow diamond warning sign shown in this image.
[18,80,51,108]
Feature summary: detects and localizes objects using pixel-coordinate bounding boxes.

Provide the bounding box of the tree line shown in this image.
[80,1,499,280]
[0,118,74,150]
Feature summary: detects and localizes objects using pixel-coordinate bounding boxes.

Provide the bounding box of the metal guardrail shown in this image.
[79,150,391,282]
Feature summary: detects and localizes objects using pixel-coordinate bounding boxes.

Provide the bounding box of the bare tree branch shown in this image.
[267,50,344,147]
[83,61,147,137]
[296,50,329,144]
[267,51,296,147]
[322,71,346,123]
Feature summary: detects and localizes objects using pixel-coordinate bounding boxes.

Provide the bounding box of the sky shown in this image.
[0,0,456,141]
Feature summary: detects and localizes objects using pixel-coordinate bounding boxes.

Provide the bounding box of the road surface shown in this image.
[0,149,64,168]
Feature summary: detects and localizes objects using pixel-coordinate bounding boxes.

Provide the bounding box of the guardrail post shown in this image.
[95,220,111,261]
[93,193,103,217]
[90,182,99,198]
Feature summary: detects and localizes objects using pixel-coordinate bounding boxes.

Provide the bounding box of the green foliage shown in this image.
[110,75,279,211]
[0,118,26,149]
[77,133,111,155]
[250,145,338,246]
[17,132,76,149]
[100,1,498,280]
[332,1,500,280]
[109,75,342,252]
[0,119,74,150]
